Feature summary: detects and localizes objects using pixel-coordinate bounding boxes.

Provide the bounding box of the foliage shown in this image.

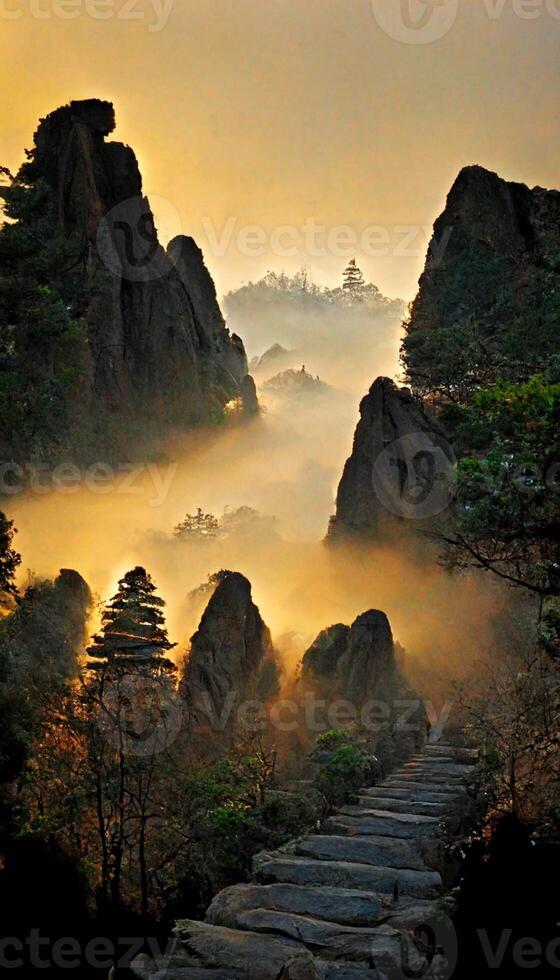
[0,165,90,465]
[313,730,378,809]
[0,511,20,597]
[401,233,560,401]
[436,376,560,667]
[0,570,90,791]
[453,651,560,825]
[315,728,348,750]
[174,508,221,540]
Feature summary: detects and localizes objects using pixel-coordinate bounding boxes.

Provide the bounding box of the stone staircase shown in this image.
[132,742,477,979]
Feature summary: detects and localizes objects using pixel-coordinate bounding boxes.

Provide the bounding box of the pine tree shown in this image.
[342,258,365,293]
[87,566,176,674]
[0,511,21,596]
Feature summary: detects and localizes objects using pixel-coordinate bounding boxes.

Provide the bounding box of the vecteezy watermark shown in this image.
[95,205,454,281]
[372,431,456,521]
[97,672,184,756]
[96,194,183,282]
[188,693,455,738]
[370,0,560,45]
[200,216,454,261]
[477,930,560,970]
[0,0,174,31]
[371,0,459,45]
[373,910,458,980]
[0,932,179,971]
[0,460,177,506]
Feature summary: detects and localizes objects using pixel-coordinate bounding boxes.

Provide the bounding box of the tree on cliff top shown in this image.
[87,566,176,673]
[342,258,365,293]
[174,508,220,541]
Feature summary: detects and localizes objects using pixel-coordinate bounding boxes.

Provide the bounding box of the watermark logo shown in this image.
[96,194,182,282]
[372,431,456,520]
[97,672,183,756]
[0,0,175,32]
[0,460,178,507]
[374,910,458,980]
[371,0,459,44]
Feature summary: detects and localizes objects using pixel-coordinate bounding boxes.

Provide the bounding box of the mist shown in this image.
[5,292,509,691]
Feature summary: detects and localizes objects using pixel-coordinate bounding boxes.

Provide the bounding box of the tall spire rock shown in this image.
[181,571,279,731]
[1,99,254,463]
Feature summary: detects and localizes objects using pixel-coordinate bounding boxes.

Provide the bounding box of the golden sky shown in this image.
[1,0,559,300]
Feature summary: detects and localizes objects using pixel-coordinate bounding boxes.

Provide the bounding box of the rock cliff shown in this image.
[327,377,453,539]
[4,99,254,462]
[402,165,560,395]
[181,571,279,730]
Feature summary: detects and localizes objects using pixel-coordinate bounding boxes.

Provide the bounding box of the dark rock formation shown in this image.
[240,373,260,415]
[181,571,279,729]
[301,608,426,769]
[403,165,560,392]
[327,377,453,539]
[336,610,395,703]
[11,99,255,458]
[301,624,350,681]
[0,568,91,684]
[303,610,396,703]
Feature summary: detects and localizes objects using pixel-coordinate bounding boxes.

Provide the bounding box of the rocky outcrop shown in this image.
[132,744,476,979]
[301,609,426,772]
[181,571,279,730]
[327,377,454,539]
[302,611,396,703]
[11,99,254,459]
[403,165,560,392]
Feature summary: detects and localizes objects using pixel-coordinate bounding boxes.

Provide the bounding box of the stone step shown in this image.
[231,909,427,971]
[295,834,425,871]
[352,797,446,816]
[316,962,387,979]
[400,763,474,777]
[385,778,466,794]
[254,855,442,899]
[409,754,475,766]
[132,959,244,978]
[360,785,458,803]
[389,769,468,784]
[325,810,438,841]
[424,744,478,759]
[172,920,307,979]
[206,882,393,928]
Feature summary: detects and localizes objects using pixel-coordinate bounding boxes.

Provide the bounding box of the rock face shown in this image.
[403,165,560,391]
[327,377,453,539]
[181,571,279,729]
[16,99,254,455]
[302,611,395,704]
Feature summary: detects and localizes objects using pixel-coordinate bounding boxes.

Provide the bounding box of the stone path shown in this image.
[132,743,477,979]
